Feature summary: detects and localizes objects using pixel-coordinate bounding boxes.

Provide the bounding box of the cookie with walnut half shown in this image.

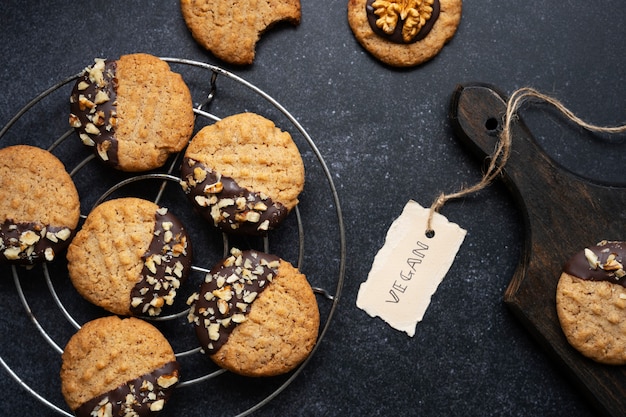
[67,197,192,317]
[0,145,80,265]
[347,0,462,67]
[187,248,320,377]
[69,53,194,172]
[180,112,304,236]
[61,316,180,416]
[556,241,626,364]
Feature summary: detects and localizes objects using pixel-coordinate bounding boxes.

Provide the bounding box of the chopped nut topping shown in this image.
[20,230,40,246]
[243,291,258,303]
[92,110,106,126]
[208,323,220,341]
[218,198,235,208]
[55,228,72,241]
[150,399,165,412]
[69,113,82,128]
[205,181,223,193]
[145,256,157,274]
[245,211,261,223]
[213,286,233,301]
[217,299,229,314]
[79,133,95,146]
[584,248,600,269]
[85,122,100,135]
[78,94,95,111]
[3,247,21,260]
[87,58,106,86]
[92,399,113,417]
[94,90,110,104]
[257,219,270,231]
[150,296,164,308]
[603,253,624,271]
[192,166,207,183]
[97,140,111,161]
[232,313,247,323]
[44,247,55,261]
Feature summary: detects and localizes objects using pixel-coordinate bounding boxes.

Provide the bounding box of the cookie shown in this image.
[60,316,180,416]
[187,248,319,377]
[180,0,301,65]
[69,53,194,171]
[180,112,304,236]
[556,241,626,364]
[67,197,192,316]
[0,145,80,265]
[347,0,462,67]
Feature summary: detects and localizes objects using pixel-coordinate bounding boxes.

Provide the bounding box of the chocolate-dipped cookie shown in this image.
[0,145,80,265]
[61,316,180,416]
[187,248,319,376]
[556,240,626,364]
[69,53,194,171]
[67,197,192,316]
[180,112,304,236]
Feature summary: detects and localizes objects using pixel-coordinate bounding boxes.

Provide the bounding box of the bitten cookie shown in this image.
[69,53,194,171]
[347,0,462,67]
[0,145,80,265]
[187,248,320,377]
[180,112,304,236]
[67,197,192,316]
[61,316,180,416]
[556,241,626,365]
[180,0,301,65]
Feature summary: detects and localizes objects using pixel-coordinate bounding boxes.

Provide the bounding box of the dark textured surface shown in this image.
[0,1,625,416]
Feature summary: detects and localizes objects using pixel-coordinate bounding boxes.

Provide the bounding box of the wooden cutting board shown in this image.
[449,83,626,417]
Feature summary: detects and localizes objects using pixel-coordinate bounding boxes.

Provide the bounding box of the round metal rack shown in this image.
[0,58,346,416]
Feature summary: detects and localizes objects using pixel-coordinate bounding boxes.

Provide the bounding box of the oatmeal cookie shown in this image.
[556,241,626,364]
[67,197,192,316]
[180,0,301,65]
[0,145,80,265]
[69,53,194,171]
[60,316,180,416]
[180,112,304,236]
[187,248,319,376]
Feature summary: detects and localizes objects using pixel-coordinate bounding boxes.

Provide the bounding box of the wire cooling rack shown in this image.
[0,58,345,416]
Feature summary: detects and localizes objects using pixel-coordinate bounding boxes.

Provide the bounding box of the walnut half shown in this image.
[372,0,435,43]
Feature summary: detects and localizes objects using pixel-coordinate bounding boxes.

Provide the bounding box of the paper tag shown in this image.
[356,200,467,336]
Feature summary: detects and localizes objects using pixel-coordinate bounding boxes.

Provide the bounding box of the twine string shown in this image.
[425,87,626,234]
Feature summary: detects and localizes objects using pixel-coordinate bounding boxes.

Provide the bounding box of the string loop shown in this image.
[426,87,626,233]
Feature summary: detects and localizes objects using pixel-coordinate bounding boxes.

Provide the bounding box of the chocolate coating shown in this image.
[69,59,120,167]
[74,361,179,417]
[0,219,73,265]
[366,0,440,44]
[130,208,192,316]
[180,158,288,235]
[189,249,280,355]
[564,241,626,287]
